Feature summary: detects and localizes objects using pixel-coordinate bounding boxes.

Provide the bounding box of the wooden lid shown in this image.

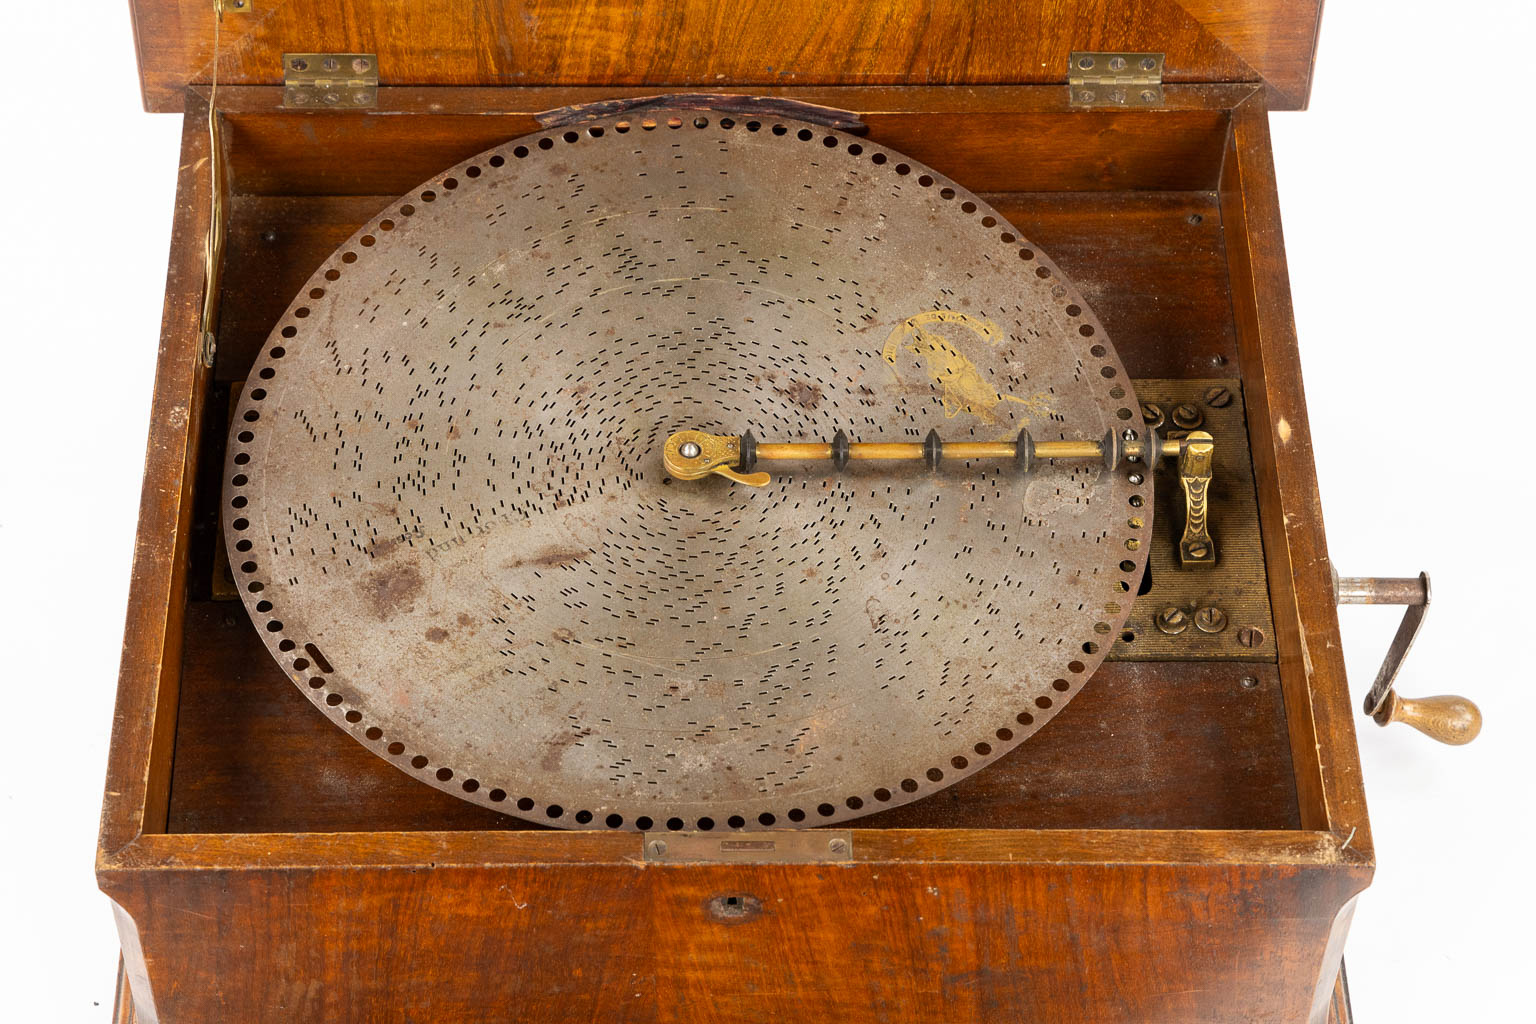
[132,0,1323,113]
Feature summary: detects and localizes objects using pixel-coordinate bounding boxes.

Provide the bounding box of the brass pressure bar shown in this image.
[663,427,1216,568]
[751,438,1180,465]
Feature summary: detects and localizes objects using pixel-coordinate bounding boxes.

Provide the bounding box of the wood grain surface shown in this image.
[128,1,1324,112]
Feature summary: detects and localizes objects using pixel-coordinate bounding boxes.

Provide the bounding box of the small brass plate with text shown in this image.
[643,830,853,864]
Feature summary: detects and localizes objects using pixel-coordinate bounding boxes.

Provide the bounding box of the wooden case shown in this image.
[101,3,1370,1022]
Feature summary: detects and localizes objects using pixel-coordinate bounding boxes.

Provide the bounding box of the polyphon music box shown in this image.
[98,2,1485,1021]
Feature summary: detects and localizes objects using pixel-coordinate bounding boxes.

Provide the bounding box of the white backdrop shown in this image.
[0,3,1527,1020]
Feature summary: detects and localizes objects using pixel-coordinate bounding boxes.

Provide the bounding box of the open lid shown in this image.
[131,1,1323,112]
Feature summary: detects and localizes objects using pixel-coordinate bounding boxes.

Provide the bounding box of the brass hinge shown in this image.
[1068,52,1164,108]
[283,53,378,109]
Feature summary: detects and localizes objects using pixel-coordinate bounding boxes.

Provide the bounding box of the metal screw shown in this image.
[1128,472,1143,485]
[1236,626,1265,648]
[352,57,372,74]
[1121,428,1138,442]
[1171,403,1204,430]
[290,57,309,71]
[1186,541,1211,560]
[680,441,702,459]
[1155,607,1188,635]
[1194,606,1228,633]
[1240,676,1259,689]
[1108,56,1127,71]
[1203,386,1233,408]
[828,838,848,856]
[1140,403,1164,429]
[647,839,667,857]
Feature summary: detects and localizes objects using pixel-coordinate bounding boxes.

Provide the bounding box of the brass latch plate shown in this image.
[1108,379,1276,663]
[642,830,853,864]
[1069,51,1164,108]
[283,53,378,109]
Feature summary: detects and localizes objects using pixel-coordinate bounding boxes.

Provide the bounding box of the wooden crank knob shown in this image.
[1375,691,1483,746]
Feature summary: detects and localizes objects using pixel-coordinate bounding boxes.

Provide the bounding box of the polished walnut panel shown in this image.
[102,852,1363,1023]
[129,1,1322,113]
[219,85,1238,196]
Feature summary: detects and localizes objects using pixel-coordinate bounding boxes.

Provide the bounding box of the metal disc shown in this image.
[224,111,1149,830]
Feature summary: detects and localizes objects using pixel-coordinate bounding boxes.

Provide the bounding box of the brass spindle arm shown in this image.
[662,426,1218,567]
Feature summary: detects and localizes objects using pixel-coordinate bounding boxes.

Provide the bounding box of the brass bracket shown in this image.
[642,830,852,864]
[283,53,378,109]
[1068,52,1164,108]
[1176,431,1216,566]
[1333,568,1482,745]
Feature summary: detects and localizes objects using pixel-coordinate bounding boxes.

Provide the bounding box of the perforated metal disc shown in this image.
[224,111,1149,830]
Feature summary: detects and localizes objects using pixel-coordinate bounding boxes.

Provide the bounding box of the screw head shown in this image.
[828,838,848,855]
[1194,606,1228,633]
[1203,386,1233,408]
[647,839,668,857]
[1236,626,1265,648]
[1240,676,1260,689]
[1128,472,1144,485]
[1171,403,1204,430]
[1140,403,1164,429]
[1155,607,1189,635]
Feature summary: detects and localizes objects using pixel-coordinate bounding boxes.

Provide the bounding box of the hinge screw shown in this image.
[1194,606,1228,633]
[1171,403,1204,430]
[1236,626,1265,648]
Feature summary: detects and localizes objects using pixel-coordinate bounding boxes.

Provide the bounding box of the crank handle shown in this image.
[1333,568,1482,746]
